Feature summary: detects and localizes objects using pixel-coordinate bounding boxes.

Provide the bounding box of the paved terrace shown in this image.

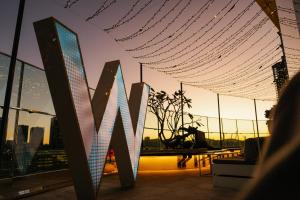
[22,170,238,200]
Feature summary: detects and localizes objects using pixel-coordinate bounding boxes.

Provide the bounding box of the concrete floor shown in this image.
[24,170,238,200]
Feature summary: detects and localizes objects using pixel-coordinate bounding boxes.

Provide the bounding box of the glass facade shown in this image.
[0,52,269,198]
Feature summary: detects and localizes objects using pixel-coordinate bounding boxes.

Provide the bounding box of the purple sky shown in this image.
[3,0,298,121]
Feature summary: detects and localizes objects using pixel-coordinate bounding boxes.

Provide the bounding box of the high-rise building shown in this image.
[17,125,29,144]
[29,127,44,148]
[49,117,64,149]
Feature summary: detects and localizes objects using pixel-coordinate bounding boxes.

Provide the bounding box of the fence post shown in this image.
[13,62,25,144]
[0,0,26,151]
[235,119,239,147]
[252,120,256,138]
[254,99,261,153]
[206,116,210,140]
[217,93,223,148]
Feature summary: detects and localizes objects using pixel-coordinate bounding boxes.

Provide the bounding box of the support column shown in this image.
[206,116,210,140]
[13,62,25,144]
[140,63,143,83]
[235,119,239,146]
[252,120,256,138]
[140,63,143,149]
[217,94,223,149]
[254,99,261,153]
[0,0,26,151]
[180,82,184,136]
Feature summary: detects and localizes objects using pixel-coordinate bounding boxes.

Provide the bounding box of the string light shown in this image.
[183,57,280,91]
[116,0,192,42]
[134,0,242,61]
[164,18,270,75]
[126,0,214,51]
[183,50,281,88]
[286,46,300,52]
[103,0,153,32]
[60,0,279,101]
[169,28,274,79]
[65,0,79,8]
[147,9,265,72]
[195,56,281,89]
[203,74,274,94]
[86,0,117,21]
[182,38,279,84]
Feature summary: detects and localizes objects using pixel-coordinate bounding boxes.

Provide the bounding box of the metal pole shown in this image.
[252,120,256,138]
[235,119,239,147]
[254,99,261,153]
[0,0,26,151]
[217,93,223,148]
[235,119,239,136]
[221,118,225,147]
[180,82,184,136]
[13,62,25,144]
[206,116,210,140]
[140,63,143,83]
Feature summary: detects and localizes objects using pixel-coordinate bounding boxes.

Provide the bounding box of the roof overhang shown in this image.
[256,0,280,30]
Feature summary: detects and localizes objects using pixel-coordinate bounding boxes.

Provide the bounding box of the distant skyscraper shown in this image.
[17,125,29,144]
[49,117,64,149]
[29,127,44,148]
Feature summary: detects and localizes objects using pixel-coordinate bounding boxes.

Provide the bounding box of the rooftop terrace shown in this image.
[23,170,238,200]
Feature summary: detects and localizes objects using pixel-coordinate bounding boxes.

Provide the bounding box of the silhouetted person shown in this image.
[179,126,216,149]
[238,72,300,200]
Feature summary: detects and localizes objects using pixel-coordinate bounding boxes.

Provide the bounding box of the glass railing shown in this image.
[0,52,269,198]
[142,110,269,150]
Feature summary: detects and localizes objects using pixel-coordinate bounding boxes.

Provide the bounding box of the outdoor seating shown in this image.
[212,137,267,190]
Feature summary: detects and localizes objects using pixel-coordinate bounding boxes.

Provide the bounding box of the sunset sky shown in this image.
[1,0,299,133]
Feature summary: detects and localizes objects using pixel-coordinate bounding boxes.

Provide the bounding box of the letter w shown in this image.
[34,17,150,200]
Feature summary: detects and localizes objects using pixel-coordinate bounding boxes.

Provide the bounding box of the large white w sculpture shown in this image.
[34,17,150,200]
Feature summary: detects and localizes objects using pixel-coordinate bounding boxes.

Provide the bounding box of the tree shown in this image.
[147,88,202,148]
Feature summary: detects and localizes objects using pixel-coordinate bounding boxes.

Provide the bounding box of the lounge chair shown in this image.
[212,137,267,190]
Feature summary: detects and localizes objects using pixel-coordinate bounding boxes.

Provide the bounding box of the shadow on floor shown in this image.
[22,170,238,200]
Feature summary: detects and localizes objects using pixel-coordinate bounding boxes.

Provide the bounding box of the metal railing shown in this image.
[0,52,269,180]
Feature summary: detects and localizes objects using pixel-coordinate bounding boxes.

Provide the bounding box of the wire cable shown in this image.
[126,0,214,51]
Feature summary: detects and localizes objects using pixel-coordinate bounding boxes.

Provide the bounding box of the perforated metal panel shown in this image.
[35,18,150,199]
[55,23,100,189]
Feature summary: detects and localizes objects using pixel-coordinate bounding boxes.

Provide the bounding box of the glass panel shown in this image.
[0,54,72,199]
[0,53,22,107]
[15,111,68,176]
[21,64,54,114]
[15,63,69,176]
[0,109,17,179]
[0,51,270,198]
[0,53,22,179]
